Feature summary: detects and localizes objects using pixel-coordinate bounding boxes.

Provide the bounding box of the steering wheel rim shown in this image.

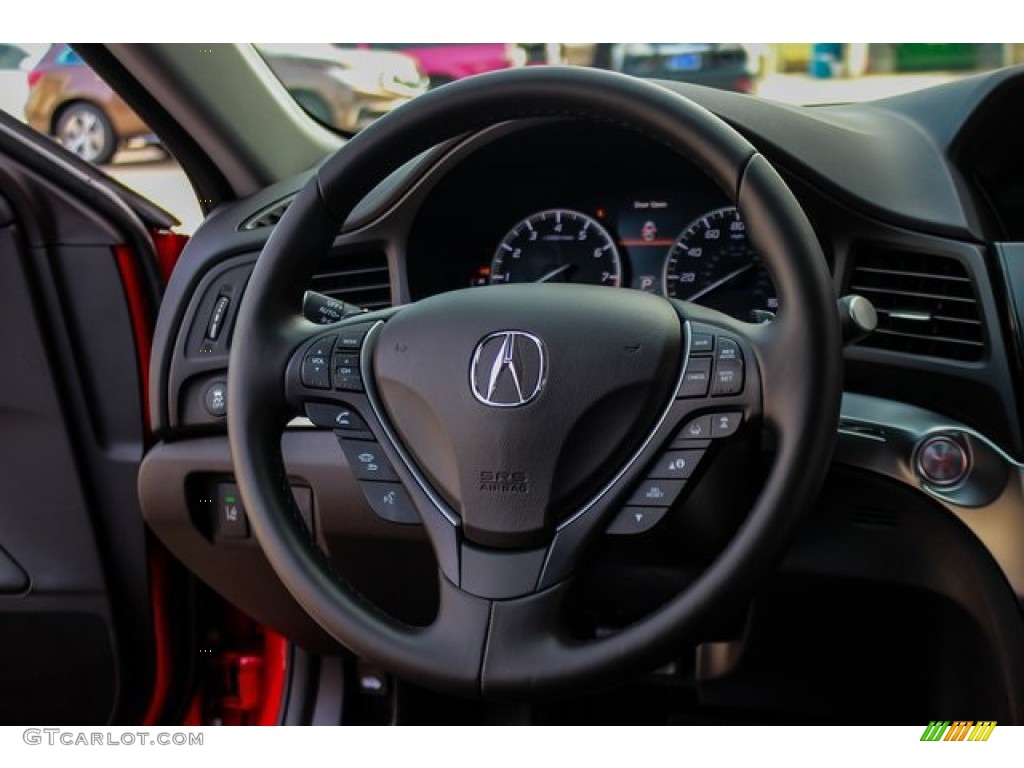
[228,66,842,697]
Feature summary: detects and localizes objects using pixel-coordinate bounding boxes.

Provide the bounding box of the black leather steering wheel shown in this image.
[227,66,842,697]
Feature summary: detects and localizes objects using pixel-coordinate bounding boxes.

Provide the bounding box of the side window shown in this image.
[0,43,200,233]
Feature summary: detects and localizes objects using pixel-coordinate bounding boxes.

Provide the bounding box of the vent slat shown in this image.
[853,266,971,283]
[849,285,977,304]
[313,267,391,281]
[875,309,982,327]
[870,328,985,347]
[239,197,391,310]
[848,248,984,362]
[310,251,391,310]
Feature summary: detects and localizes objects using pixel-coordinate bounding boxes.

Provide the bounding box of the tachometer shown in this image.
[663,206,778,321]
[490,209,622,286]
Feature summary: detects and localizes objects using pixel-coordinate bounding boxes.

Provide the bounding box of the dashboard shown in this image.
[140,69,1024,689]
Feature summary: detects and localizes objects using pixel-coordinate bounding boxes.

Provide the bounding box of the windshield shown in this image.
[255,43,1020,134]
[0,41,1016,235]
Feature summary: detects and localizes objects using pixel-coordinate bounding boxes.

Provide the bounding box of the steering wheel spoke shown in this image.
[536,305,764,583]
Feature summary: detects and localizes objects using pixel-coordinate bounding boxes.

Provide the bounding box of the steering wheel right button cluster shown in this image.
[607,409,747,536]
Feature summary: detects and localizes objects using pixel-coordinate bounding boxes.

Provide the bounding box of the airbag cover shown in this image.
[372,284,682,547]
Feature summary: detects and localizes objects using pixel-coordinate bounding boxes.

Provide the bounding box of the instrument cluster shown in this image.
[403,121,779,321]
[480,200,777,322]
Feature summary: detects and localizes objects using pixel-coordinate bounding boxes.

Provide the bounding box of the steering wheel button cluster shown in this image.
[627,479,687,507]
[339,440,399,482]
[649,449,704,480]
[678,357,712,397]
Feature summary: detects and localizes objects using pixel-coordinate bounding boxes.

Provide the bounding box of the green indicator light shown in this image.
[225,496,236,504]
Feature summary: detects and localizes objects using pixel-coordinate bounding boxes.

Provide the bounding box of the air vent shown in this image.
[310,251,392,310]
[847,247,985,362]
[241,197,294,230]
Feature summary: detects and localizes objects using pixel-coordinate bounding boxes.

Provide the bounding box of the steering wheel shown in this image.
[227,66,842,697]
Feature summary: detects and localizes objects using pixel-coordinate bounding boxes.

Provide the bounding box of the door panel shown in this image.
[0,141,158,724]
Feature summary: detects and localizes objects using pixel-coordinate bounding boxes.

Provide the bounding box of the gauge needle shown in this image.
[683,264,755,302]
[535,263,575,283]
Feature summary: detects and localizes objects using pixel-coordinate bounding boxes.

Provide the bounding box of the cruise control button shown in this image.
[627,479,686,507]
[360,482,420,524]
[716,337,741,362]
[305,403,371,435]
[649,449,703,479]
[678,358,712,398]
[711,412,743,437]
[607,506,667,535]
[340,440,398,482]
[690,333,714,354]
[336,324,372,350]
[678,415,712,440]
[711,360,743,396]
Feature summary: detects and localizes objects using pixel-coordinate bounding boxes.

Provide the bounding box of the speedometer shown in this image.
[663,206,778,321]
[490,209,622,286]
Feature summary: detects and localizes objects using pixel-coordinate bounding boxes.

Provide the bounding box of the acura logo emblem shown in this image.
[470,331,547,408]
